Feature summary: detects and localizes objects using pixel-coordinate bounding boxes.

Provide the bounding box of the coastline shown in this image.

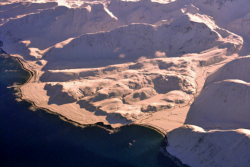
[4,47,237,136]
[7,53,168,136]
[1,53,180,167]
[9,50,236,137]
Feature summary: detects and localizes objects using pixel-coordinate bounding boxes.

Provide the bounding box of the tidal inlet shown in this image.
[1,0,250,166]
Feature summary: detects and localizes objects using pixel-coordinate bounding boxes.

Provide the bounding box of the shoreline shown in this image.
[5,53,167,136]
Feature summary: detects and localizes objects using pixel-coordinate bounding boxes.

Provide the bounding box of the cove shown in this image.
[0,53,184,167]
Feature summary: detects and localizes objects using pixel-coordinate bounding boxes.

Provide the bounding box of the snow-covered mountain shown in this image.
[42,13,242,70]
[0,3,120,49]
[1,0,250,166]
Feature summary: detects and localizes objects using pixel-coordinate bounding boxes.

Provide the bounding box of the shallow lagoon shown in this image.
[0,54,181,167]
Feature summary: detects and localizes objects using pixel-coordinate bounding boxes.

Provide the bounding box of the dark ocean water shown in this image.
[0,54,182,167]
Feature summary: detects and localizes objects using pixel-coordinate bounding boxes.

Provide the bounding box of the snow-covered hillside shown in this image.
[1,0,250,166]
[42,13,242,70]
[205,56,250,86]
[167,125,250,167]
[0,3,121,49]
[186,79,250,129]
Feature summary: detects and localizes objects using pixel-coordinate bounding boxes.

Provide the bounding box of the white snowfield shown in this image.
[1,0,250,166]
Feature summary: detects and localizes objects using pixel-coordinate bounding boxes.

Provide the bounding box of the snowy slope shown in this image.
[106,0,186,24]
[228,13,250,41]
[167,125,250,167]
[205,56,250,87]
[0,2,57,24]
[192,0,250,26]
[0,3,120,49]
[185,79,250,129]
[42,13,242,70]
